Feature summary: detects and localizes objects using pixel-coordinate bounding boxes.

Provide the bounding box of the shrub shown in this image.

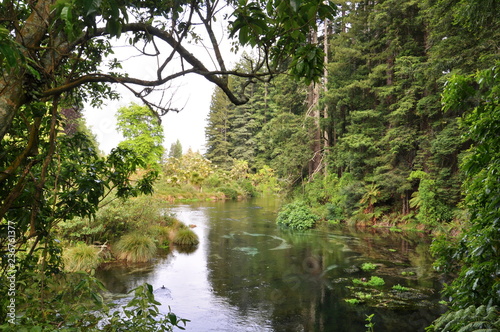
[218,186,239,200]
[173,229,199,246]
[115,233,157,262]
[392,284,410,292]
[276,201,319,230]
[63,243,101,272]
[326,203,344,222]
[57,194,173,243]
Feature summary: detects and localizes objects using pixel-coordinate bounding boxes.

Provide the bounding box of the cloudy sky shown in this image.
[83,13,241,155]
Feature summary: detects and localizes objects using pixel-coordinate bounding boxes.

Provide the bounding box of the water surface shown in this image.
[97,198,443,331]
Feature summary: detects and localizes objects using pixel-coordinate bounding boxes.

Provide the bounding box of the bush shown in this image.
[276,201,319,230]
[218,186,239,200]
[63,243,101,272]
[57,194,172,243]
[326,203,344,222]
[114,233,157,262]
[173,229,199,246]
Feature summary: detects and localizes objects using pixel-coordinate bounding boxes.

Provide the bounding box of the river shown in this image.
[96,198,444,331]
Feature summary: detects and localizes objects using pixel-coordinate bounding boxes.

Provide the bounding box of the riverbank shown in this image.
[96,199,445,331]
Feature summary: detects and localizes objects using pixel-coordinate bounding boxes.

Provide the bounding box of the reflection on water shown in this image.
[96,198,444,331]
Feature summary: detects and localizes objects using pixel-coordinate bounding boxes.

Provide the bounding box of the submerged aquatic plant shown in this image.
[344,298,361,305]
[353,276,385,287]
[115,233,157,262]
[361,262,377,272]
[173,228,199,246]
[392,284,411,292]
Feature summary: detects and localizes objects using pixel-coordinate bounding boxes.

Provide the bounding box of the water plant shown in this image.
[361,262,377,272]
[276,201,319,230]
[392,284,410,292]
[344,298,361,305]
[353,276,385,287]
[355,292,373,300]
[365,314,375,332]
[173,228,200,246]
[63,243,101,272]
[115,233,157,262]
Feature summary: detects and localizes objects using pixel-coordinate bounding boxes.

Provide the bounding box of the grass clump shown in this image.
[276,201,319,230]
[173,228,199,246]
[63,243,101,272]
[115,233,157,262]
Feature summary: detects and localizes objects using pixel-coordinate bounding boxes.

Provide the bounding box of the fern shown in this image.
[429,303,500,332]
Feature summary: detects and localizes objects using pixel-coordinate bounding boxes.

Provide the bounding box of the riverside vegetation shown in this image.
[1,0,499,330]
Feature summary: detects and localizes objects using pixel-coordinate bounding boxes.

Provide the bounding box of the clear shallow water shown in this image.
[96,198,444,331]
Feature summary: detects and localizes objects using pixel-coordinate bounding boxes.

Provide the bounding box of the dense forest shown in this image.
[204,0,500,329]
[206,0,498,227]
[1,0,499,330]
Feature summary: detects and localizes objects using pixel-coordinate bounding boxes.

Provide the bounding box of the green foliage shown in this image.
[0,271,187,331]
[408,170,454,225]
[344,298,361,305]
[250,165,282,195]
[101,283,189,331]
[1,0,338,327]
[173,228,199,246]
[205,68,310,188]
[259,113,314,184]
[353,276,385,287]
[0,271,106,330]
[162,150,215,189]
[355,292,373,301]
[218,186,239,200]
[116,103,164,170]
[427,303,500,332]
[229,0,335,84]
[62,243,101,272]
[276,201,319,230]
[365,314,376,332]
[433,64,500,308]
[114,233,157,263]
[361,262,377,272]
[168,139,183,159]
[392,284,410,292]
[57,194,171,243]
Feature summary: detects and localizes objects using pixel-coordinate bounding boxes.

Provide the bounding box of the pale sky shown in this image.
[83,12,241,155]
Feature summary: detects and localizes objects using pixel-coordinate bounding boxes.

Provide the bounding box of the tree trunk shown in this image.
[323,18,330,163]
[0,0,54,141]
[0,78,26,141]
[307,28,322,177]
